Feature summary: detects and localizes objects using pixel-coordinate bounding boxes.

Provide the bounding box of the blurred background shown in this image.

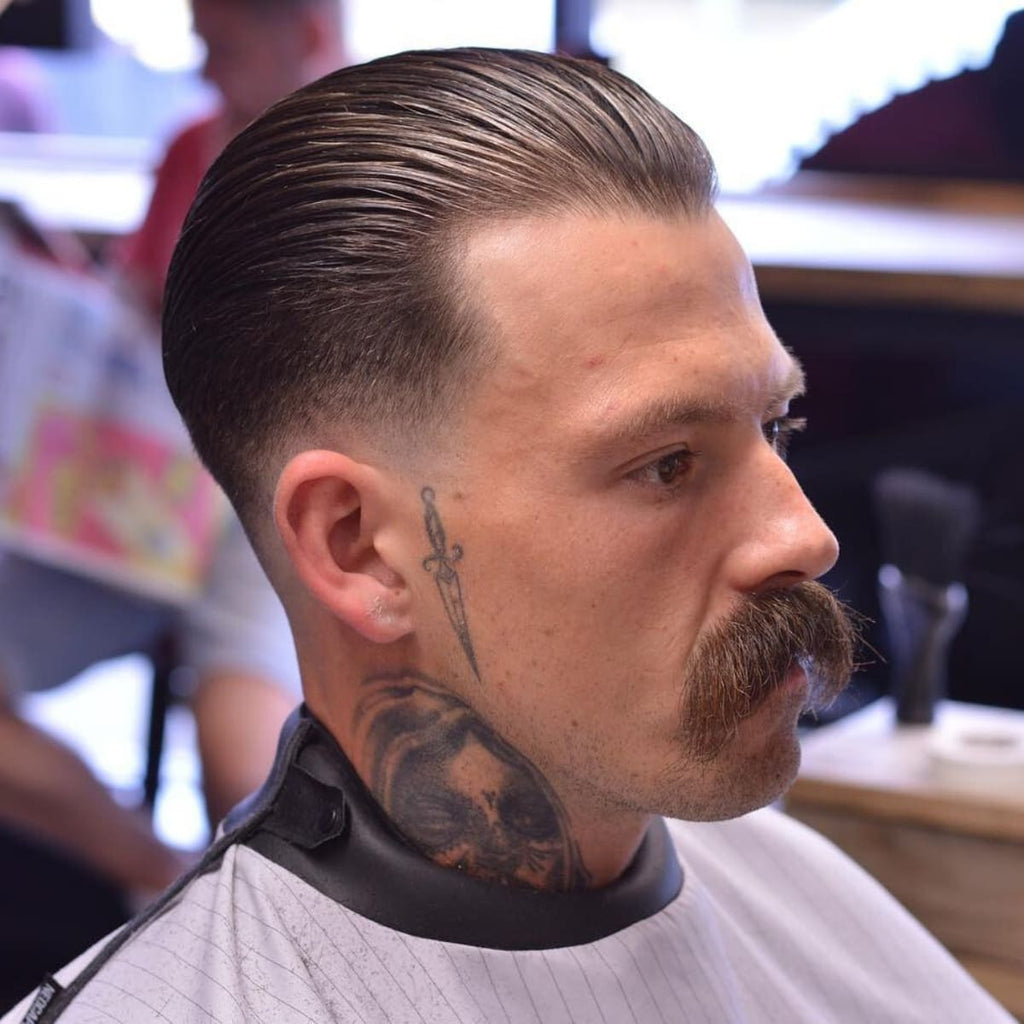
[7,4,1023,718]
[1,0,1023,1016]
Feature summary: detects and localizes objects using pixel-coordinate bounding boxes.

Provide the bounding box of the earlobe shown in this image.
[274,451,412,644]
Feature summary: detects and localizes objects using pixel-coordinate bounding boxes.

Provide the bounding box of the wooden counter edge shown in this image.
[754,264,1024,316]
[958,955,1024,1022]
[786,776,1024,843]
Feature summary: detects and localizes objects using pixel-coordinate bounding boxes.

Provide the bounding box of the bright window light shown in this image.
[90,0,201,71]
[89,0,552,71]
[86,0,1019,192]
[597,0,1022,192]
[346,0,552,61]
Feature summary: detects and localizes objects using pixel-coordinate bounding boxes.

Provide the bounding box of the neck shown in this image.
[320,668,643,891]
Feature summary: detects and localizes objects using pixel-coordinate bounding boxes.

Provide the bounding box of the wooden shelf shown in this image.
[720,172,1024,315]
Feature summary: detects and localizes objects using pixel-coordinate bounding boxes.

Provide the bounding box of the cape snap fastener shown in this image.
[317,801,346,838]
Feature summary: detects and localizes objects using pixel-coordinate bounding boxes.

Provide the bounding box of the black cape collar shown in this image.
[224,705,683,951]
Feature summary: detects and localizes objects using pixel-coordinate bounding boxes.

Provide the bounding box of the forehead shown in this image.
[457,212,793,445]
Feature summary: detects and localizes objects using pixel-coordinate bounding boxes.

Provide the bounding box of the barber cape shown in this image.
[6,707,1011,1024]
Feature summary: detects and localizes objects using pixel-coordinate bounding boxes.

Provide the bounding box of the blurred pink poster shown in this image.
[0,232,227,604]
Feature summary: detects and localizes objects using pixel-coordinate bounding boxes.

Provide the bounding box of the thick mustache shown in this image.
[683,581,860,759]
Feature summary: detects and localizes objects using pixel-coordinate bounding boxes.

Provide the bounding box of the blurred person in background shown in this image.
[0,0,346,915]
[123,0,348,312]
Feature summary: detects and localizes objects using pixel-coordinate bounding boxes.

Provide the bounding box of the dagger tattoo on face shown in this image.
[421,487,481,679]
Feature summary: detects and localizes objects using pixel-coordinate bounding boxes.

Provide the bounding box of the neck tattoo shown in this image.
[352,670,592,891]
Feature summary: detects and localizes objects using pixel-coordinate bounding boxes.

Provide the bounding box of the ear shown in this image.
[274,450,412,644]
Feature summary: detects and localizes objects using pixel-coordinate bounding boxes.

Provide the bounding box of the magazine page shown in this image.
[0,230,227,605]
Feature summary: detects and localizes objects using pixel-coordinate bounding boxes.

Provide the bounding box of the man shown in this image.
[5,47,1011,1023]
[0,0,345,904]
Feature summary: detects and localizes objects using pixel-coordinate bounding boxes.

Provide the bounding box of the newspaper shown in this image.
[0,231,227,605]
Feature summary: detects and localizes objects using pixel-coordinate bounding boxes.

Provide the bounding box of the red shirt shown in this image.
[119,112,225,309]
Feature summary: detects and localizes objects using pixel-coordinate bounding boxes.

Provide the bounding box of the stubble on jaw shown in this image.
[346,485,857,880]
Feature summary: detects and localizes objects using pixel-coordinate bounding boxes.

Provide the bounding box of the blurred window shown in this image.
[88,0,553,73]
[595,0,1022,191]
[90,0,199,71]
[2,0,1021,237]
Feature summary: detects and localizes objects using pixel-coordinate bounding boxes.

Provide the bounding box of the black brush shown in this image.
[872,467,981,724]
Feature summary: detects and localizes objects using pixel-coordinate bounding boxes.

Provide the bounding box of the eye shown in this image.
[631,448,696,489]
[763,416,806,460]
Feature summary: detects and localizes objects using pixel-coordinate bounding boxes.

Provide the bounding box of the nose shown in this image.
[729,448,839,594]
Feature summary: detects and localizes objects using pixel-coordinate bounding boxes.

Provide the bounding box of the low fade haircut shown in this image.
[162,47,717,539]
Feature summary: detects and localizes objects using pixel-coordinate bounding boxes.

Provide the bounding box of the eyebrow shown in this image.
[586,354,806,455]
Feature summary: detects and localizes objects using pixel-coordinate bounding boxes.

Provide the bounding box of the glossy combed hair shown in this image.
[163,47,717,530]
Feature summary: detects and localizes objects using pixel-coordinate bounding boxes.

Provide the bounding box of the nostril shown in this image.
[753,569,808,594]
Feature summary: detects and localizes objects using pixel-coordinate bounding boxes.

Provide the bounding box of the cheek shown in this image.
[467,508,714,665]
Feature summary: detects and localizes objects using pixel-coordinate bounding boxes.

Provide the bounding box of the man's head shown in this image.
[164,48,853,838]
[191,0,344,134]
[165,48,717,528]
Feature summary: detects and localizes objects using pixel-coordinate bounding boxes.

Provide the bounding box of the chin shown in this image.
[733,691,806,800]
[656,712,804,823]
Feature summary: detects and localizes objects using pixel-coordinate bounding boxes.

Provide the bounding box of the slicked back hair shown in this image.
[163,47,717,534]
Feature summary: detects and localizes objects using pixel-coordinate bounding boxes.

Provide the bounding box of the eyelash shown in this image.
[764,415,807,460]
[630,447,698,490]
[630,416,808,492]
